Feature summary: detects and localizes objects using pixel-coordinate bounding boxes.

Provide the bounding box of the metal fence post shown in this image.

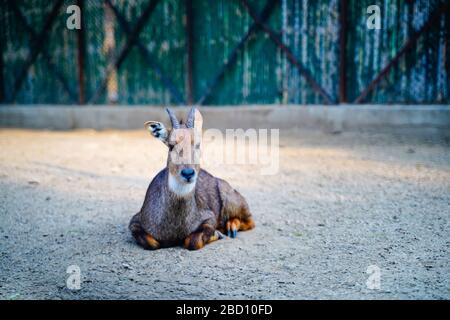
[339,0,348,103]
[0,29,4,103]
[185,0,194,105]
[77,0,86,104]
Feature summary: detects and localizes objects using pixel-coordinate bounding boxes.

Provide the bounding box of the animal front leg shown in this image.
[184,220,222,250]
[129,213,161,250]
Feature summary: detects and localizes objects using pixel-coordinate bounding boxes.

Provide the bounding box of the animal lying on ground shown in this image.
[129,107,255,250]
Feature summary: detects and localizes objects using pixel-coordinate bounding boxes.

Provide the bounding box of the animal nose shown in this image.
[180,168,195,180]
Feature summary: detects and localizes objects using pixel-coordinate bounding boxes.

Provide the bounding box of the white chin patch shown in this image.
[168,173,195,196]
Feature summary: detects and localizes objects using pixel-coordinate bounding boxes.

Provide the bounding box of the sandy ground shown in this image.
[0,128,449,300]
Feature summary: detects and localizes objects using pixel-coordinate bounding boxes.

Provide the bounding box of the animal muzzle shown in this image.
[180,168,196,183]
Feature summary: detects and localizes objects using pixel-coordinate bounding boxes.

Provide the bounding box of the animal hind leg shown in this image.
[226,218,240,238]
[226,216,255,238]
[218,180,255,238]
[129,213,160,250]
[224,201,255,238]
[239,217,255,231]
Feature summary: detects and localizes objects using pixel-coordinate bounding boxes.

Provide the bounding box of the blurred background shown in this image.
[0,0,449,106]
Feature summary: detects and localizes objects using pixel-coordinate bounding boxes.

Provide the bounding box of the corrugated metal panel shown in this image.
[191,0,281,105]
[0,0,448,105]
[2,0,78,104]
[346,0,448,103]
[281,0,339,104]
[113,0,186,105]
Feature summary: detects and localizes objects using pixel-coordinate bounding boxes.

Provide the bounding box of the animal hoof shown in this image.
[216,230,225,240]
[226,228,237,238]
[226,218,240,238]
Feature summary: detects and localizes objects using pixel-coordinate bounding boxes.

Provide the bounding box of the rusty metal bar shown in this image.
[77,0,86,104]
[89,0,160,104]
[241,0,334,104]
[196,0,277,106]
[0,25,4,103]
[354,0,450,104]
[105,0,184,104]
[7,1,78,103]
[339,0,348,103]
[185,0,194,104]
[8,0,64,103]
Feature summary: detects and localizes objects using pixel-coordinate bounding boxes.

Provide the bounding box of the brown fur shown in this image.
[129,108,255,250]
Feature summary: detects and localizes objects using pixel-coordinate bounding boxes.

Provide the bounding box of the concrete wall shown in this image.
[0,105,449,133]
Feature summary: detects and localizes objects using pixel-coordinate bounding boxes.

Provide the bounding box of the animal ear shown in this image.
[144,121,169,145]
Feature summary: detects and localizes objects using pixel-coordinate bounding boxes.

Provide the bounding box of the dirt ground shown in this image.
[0,128,449,300]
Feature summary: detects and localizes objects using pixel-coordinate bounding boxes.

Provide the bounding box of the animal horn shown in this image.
[166,108,180,129]
[186,106,196,128]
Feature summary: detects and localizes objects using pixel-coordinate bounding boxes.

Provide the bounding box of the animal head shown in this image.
[144,107,203,196]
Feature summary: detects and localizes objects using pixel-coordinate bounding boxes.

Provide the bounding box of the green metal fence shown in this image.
[0,0,449,105]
